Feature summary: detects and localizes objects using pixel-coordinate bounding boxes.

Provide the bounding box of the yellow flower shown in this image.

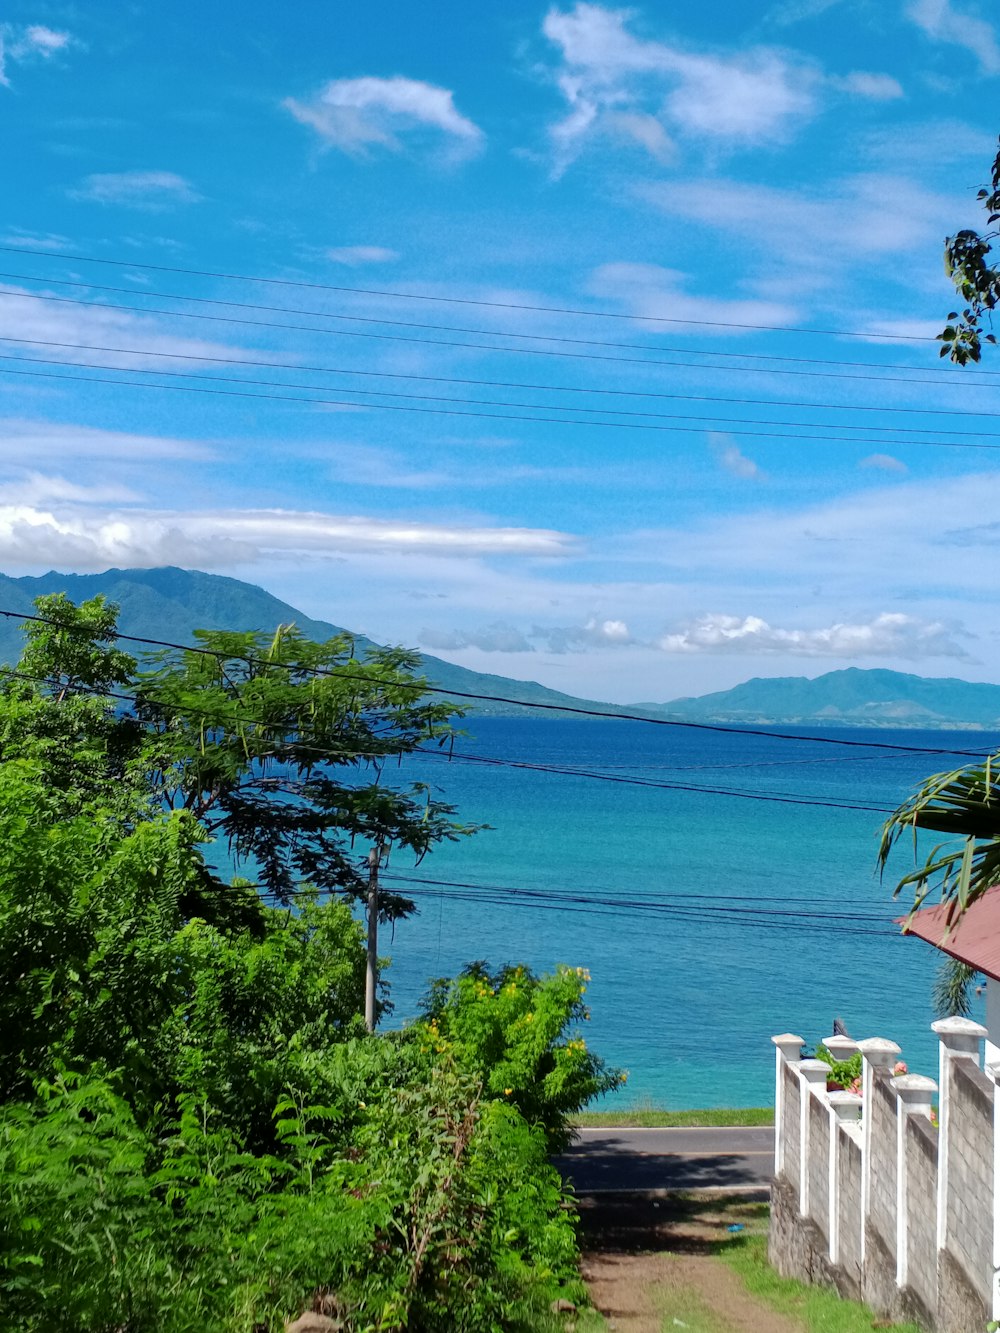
[504,1088,513,1096]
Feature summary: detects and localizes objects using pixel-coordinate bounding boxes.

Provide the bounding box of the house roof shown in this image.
[899,885,1000,980]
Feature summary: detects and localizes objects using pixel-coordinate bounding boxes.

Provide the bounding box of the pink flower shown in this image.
[849,1077,862,1095]
[893,1061,908,1076]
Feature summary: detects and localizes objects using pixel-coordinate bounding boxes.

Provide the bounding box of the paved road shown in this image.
[554,1125,774,1193]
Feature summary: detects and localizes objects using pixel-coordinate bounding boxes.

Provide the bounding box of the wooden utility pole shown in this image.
[364,839,383,1032]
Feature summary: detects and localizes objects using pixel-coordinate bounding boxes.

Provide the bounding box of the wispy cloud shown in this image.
[660,611,970,659]
[284,76,484,160]
[829,71,904,99]
[420,616,634,655]
[0,419,211,462]
[0,23,72,88]
[0,504,577,570]
[709,433,762,480]
[859,453,908,473]
[420,624,536,653]
[587,262,800,332]
[69,170,201,209]
[326,245,400,265]
[540,2,818,173]
[906,0,1000,75]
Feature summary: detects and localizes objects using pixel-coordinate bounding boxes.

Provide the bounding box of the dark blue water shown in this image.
[369,719,991,1109]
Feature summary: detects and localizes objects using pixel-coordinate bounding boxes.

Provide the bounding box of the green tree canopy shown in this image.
[939,136,1000,363]
[2,595,481,918]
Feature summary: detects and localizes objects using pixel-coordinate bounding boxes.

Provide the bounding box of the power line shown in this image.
[4,357,997,453]
[7,332,1000,428]
[0,243,939,343]
[249,874,895,938]
[6,267,995,381]
[1,605,990,756]
[0,665,905,815]
[378,868,891,912]
[2,286,987,390]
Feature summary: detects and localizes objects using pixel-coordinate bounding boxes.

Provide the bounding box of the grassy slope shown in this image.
[570,1107,773,1128]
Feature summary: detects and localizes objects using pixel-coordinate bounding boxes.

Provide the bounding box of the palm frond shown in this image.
[931,958,981,1019]
[879,752,1000,910]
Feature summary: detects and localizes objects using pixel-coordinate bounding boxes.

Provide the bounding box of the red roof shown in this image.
[899,884,1000,980]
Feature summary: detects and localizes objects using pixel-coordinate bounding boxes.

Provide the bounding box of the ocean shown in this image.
[370,717,994,1110]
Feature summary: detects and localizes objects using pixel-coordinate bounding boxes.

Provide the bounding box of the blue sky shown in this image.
[1,0,999,702]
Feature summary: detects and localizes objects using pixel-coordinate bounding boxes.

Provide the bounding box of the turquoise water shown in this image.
[367,719,992,1109]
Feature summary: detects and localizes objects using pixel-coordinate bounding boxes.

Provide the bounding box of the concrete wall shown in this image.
[769,1018,996,1332]
[902,1113,938,1326]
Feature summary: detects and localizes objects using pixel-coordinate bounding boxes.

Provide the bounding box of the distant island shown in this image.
[1,567,998,730]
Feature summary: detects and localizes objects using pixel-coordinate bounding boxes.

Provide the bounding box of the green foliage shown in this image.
[0,596,608,1330]
[878,752,1000,912]
[940,137,1000,364]
[418,962,624,1150]
[932,957,981,1019]
[815,1045,862,1091]
[134,623,482,915]
[0,593,144,819]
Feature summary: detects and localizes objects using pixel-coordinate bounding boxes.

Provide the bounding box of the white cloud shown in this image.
[326,245,400,265]
[859,453,908,473]
[421,616,635,655]
[69,171,201,209]
[420,624,535,653]
[660,611,970,659]
[1,473,140,505]
[830,71,904,99]
[0,504,577,570]
[0,281,275,373]
[638,172,974,290]
[538,617,635,652]
[906,0,1000,75]
[709,432,762,479]
[0,419,211,462]
[0,229,73,251]
[284,76,484,159]
[0,23,72,87]
[587,262,801,332]
[540,3,817,172]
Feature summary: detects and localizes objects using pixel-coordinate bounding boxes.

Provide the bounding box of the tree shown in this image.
[939,137,1000,363]
[881,138,1000,917]
[0,593,143,819]
[2,597,481,920]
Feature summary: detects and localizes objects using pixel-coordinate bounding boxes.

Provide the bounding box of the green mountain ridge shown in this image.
[1,568,997,728]
[0,567,649,719]
[657,666,1000,729]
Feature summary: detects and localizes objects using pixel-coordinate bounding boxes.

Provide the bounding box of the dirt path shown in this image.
[577,1193,805,1333]
[582,1249,803,1333]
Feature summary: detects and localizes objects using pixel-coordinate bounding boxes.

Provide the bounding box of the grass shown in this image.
[578,1194,920,1333]
[715,1209,922,1333]
[570,1106,774,1128]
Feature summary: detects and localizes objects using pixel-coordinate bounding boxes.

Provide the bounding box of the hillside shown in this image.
[659,667,1000,729]
[0,567,643,718]
[4,570,999,728]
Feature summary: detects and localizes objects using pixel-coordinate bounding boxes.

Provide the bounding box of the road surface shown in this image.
[555,1125,774,1193]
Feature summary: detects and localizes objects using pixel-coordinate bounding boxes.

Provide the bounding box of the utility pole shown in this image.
[364,838,384,1032]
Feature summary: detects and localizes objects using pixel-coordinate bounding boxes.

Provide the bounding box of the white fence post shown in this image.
[827,1090,863,1265]
[932,1016,987,1253]
[892,1073,937,1291]
[857,1037,901,1262]
[985,1057,1000,1322]
[799,1058,830,1217]
[772,1033,804,1177]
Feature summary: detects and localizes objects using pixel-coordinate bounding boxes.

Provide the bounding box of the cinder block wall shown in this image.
[768,1020,995,1333]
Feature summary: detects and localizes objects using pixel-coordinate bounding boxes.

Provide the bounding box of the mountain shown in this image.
[658,667,1000,730]
[0,567,647,718]
[4,569,999,728]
